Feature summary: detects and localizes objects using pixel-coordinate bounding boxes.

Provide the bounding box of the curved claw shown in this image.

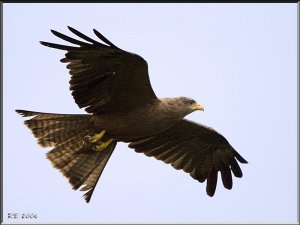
[89,130,106,143]
[93,138,114,151]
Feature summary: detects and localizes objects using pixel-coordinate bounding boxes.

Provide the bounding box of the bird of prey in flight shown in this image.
[16,27,248,203]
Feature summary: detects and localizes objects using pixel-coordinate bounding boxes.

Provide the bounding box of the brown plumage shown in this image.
[16,27,247,203]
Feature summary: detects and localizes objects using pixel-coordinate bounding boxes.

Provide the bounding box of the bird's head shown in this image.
[178,97,204,112]
[162,97,204,117]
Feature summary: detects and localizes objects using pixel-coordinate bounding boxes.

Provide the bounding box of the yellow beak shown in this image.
[192,103,204,111]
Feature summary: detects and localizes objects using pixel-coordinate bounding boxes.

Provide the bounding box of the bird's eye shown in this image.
[186,99,196,105]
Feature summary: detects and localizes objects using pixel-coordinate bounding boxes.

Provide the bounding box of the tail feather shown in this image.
[81,146,115,203]
[68,142,116,190]
[16,109,117,203]
[47,131,91,159]
[17,110,91,147]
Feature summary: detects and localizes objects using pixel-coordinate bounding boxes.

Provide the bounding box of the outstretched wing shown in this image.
[41,27,157,113]
[129,119,248,197]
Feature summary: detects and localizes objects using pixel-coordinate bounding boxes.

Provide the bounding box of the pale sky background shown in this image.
[3,3,298,224]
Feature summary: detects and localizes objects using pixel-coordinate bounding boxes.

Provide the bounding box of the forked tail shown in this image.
[16,109,117,202]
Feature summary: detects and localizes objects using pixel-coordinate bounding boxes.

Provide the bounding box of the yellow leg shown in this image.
[94,138,114,151]
[89,130,106,143]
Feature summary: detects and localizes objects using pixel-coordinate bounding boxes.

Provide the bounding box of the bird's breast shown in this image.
[92,104,182,140]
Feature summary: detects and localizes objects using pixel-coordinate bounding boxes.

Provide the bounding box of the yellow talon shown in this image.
[89,130,106,143]
[88,130,114,151]
[94,138,114,151]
